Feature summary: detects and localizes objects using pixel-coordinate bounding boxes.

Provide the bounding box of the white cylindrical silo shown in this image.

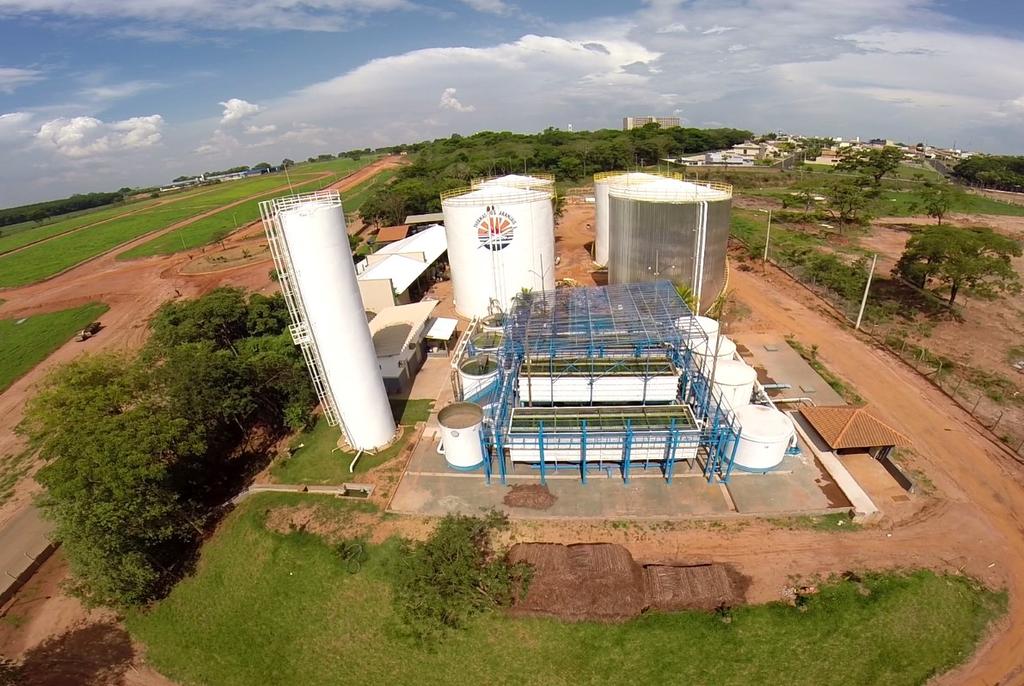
[458,355,499,400]
[271,192,397,450]
[674,314,720,341]
[593,172,662,267]
[691,335,736,368]
[732,404,794,471]
[441,184,555,318]
[713,359,757,409]
[437,402,485,470]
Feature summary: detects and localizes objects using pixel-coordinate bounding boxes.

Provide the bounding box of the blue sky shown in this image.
[1,0,1024,204]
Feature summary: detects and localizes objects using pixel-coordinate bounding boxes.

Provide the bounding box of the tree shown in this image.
[836,146,904,185]
[920,183,955,224]
[281,158,295,168]
[253,162,271,170]
[825,180,870,226]
[894,226,1022,306]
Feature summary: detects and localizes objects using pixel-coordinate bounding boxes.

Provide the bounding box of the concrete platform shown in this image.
[389,427,849,520]
[734,332,846,405]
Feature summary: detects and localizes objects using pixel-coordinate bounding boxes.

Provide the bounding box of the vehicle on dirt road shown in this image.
[75,321,102,342]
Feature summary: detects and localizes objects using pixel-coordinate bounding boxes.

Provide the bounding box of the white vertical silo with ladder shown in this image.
[260,190,397,451]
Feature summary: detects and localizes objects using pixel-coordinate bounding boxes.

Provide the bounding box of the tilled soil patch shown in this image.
[503,484,557,510]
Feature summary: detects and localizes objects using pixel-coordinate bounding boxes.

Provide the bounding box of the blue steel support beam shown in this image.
[580,419,588,485]
[666,418,678,484]
[481,430,491,485]
[623,419,633,484]
[538,420,547,485]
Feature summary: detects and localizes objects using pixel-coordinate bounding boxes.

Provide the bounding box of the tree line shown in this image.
[359,125,753,226]
[21,288,316,607]
[0,189,134,228]
[952,155,1024,192]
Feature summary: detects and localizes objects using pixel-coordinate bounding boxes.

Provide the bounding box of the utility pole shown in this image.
[855,254,878,330]
[762,208,772,270]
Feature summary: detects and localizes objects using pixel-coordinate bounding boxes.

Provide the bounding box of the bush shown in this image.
[391,512,530,643]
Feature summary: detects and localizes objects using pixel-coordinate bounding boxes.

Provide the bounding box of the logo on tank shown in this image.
[474,205,517,251]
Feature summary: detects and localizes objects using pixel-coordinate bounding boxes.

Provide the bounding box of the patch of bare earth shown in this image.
[502,484,557,510]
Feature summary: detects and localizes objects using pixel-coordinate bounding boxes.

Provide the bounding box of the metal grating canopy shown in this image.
[504,280,706,357]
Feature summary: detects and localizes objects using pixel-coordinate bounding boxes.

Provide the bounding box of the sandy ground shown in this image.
[6,187,1024,684]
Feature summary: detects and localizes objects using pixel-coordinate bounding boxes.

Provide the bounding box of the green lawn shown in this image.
[875,188,1024,217]
[270,399,433,483]
[128,493,1006,686]
[0,173,325,287]
[119,160,373,259]
[0,302,109,392]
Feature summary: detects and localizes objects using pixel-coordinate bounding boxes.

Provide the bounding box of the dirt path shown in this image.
[719,260,1024,685]
[0,156,403,526]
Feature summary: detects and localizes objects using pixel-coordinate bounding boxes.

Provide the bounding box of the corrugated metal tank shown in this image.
[732,404,793,471]
[441,184,555,318]
[592,172,661,266]
[275,193,397,450]
[607,178,732,312]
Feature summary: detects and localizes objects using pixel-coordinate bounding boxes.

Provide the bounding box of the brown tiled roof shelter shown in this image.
[799,406,911,451]
[375,224,411,243]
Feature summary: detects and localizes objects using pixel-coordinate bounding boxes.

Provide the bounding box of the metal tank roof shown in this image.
[471,173,555,193]
[609,177,732,202]
[734,404,793,443]
[713,359,758,385]
[441,183,551,206]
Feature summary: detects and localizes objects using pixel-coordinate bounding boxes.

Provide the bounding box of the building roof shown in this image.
[404,212,444,225]
[368,301,438,358]
[375,224,446,261]
[375,224,411,243]
[799,406,911,450]
[357,224,447,294]
[424,316,458,341]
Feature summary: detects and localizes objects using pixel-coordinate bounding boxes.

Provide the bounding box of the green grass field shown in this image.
[342,168,399,215]
[270,399,433,483]
[119,160,373,259]
[0,302,108,392]
[0,173,331,287]
[127,493,1006,686]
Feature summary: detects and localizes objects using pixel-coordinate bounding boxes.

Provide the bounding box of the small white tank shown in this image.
[459,355,499,400]
[713,360,757,409]
[690,335,736,370]
[470,331,503,354]
[675,315,720,341]
[437,402,486,470]
[480,313,506,332]
[732,404,793,471]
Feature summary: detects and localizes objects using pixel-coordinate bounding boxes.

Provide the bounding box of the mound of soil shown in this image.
[508,542,741,622]
[503,484,557,510]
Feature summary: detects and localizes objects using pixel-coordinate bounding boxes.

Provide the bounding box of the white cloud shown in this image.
[245,124,277,134]
[35,114,164,158]
[439,87,475,112]
[0,0,415,31]
[459,0,509,14]
[0,66,44,93]
[79,80,162,101]
[656,23,688,34]
[0,112,33,139]
[701,25,735,35]
[220,98,263,124]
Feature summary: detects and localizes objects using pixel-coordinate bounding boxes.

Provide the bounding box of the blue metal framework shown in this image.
[467,281,742,485]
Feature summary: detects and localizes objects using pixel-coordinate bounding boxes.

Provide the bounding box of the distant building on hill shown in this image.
[622,116,681,130]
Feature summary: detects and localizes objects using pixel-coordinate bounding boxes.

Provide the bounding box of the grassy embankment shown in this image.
[270,399,433,483]
[0,167,345,288]
[128,492,1006,686]
[120,157,378,259]
[0,301,109,392]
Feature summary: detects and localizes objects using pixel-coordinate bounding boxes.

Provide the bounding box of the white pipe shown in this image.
[694,200,709,309]
[349,449,364,473]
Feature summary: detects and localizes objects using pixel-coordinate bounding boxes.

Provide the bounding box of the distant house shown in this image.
[356,224,448,315]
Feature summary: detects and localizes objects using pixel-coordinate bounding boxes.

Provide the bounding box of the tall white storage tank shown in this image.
[674,314,720,341]
[442,184,555,318]
[713,360,757,409]
[732,404,793,471]
[593,172,661,266]
[261,191,397,451]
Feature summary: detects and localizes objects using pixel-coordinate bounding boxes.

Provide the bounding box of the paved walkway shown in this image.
[0,506,54,605]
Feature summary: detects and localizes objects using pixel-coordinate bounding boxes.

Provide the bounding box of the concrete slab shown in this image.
[725,450,848,515]
[0,506,55,605]
[733,333,846,406]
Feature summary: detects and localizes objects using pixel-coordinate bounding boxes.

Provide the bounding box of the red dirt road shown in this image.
[0,156,403,526]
